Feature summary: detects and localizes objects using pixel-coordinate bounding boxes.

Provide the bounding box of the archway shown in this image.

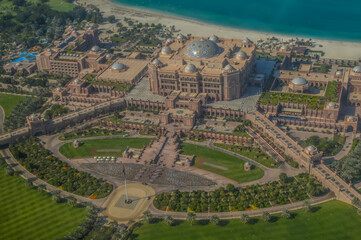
[346,125,354,133]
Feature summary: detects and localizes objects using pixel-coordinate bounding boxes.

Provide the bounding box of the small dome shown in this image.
[307,146,316,152]
[152,59,161,65]
[74,139,79,143]
[31,113,39,118]
[112,62,125,70]
[224,64,235,71]
[236,51,247,59]
[91,45,100,52]
[353,66,361,73]
[336,71,342,75]
[245,161,251,166]
[291,77,308,85]
[328,102,336,108]
[185,64,196,72]
[348,116,355,121]
[186,39,220,58]
[161,46,172,54]
[209,35,219,42]
[106,54,112,58]
[177,34,185,39]
[74,79,81,83]
[56,87,61,91]
[281,45,290,50]
[166,38,172,43]
[244,38,251,43]
[15,62,21,66]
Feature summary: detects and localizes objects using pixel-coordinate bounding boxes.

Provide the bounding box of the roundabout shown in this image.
[101,183,155,222]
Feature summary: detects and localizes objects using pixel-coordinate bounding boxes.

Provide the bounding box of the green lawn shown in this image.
[0,165,87,240]
[181,143,264,183]
[133,200,361,240]
[59,138,153,158]
[0,94,26,118]
[214,143,279,168]
[0,0,74,13]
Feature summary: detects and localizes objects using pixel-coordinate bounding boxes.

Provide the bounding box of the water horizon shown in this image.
[113,0,361,42]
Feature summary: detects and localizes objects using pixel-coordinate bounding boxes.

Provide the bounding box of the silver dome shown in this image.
[161,46,172,54]
[56,87,61,91]
[177,34,185,39]
[186,39,220,58]
[328,102,336,108]
[106,54,112,58]
[291,77,308,85]
[336,71,342,75]
[185,64,196,72]
[353,66,361,73]
[166,38,172,43]
[74,79,81,83]
[307,146,316,152]
[152,59,161,65]
[91,45,100,52]
[112,62,125,70]
[236,51,247,59]
[348,116,355,121]
[209,35,219,42]
[224,64,235,71]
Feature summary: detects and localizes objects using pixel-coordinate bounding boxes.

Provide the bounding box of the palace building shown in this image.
[148,35,256,101]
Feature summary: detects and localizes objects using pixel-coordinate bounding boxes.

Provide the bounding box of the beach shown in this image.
[77,0,361,60]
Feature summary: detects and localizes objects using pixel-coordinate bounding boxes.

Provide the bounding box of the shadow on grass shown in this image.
[218,219,229,226]
[311,206,321,213]
[269,216,279,223]
[197,219,209,225]
[248,218,259,225]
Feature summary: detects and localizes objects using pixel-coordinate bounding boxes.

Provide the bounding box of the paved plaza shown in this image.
[125,77,166,102]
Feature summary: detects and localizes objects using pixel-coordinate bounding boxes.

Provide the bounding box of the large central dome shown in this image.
[186,39,220,58]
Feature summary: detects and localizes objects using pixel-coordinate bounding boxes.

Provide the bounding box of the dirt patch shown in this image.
[197,157,206,166]
[90,147,97,155]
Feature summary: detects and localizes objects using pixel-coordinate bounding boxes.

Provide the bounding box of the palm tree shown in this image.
[282,209,292,219]
[303,200,311,212]
[210,215,220,225]
[186,212,196,226]
[142,210,153,223]
[240,214,250,224]
[262,211,271,222]
[164,215,174,226]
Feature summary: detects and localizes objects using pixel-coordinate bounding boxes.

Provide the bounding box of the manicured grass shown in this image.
[0,0,74,13]
[181,143,264,183]
[0,94,26,118]
[59,137,153,158]
[0,165,87,240]
[214,143,279,168]
[59,128,127,140]
[133,200,361,240]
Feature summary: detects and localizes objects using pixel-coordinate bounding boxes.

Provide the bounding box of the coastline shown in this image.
[77,0,361,60]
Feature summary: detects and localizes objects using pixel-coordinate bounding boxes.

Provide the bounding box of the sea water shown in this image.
[114,0,361,42]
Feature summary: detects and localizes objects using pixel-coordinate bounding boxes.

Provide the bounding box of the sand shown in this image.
[76,0,361,61]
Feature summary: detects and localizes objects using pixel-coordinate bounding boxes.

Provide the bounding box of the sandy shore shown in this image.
[77,0,361,60]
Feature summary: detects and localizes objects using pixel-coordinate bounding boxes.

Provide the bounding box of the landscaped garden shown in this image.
[0,93,26,118]
[84,74,133,92]
[180,143,264,183]
[299,135,345,156]
[154,173,325,213]
[0,163,88,240]
[258,92,326,110]
[59,137,153,158]
[134,200,361,240]
[10,137,113,198]
[325,81,341,102]
[59,127,127,140]
[214,143,279,168]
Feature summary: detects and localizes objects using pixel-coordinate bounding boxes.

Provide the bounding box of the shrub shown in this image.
[240,214,250,224]
[262,211,271,222]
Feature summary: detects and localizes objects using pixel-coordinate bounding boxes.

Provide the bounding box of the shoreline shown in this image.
[77,0,361,60]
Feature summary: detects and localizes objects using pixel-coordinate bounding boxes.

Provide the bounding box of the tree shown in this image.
[262,211,271,222]
[186,212,196,226]
[5,166,14,176]
[303,200,311,212]
[240,214,250,224]
[142,210,153,223]
[352,198,361,209]
[226,184,235,193]
[279,173,288,183]
[282,209,292,219]
[108,15,116,23]
[51,191,61,203]
[164,215,174,226]
[210,215,220,225]
[67,196,77,206]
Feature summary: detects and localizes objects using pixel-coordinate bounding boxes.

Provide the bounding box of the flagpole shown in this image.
[122,163,129,203]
